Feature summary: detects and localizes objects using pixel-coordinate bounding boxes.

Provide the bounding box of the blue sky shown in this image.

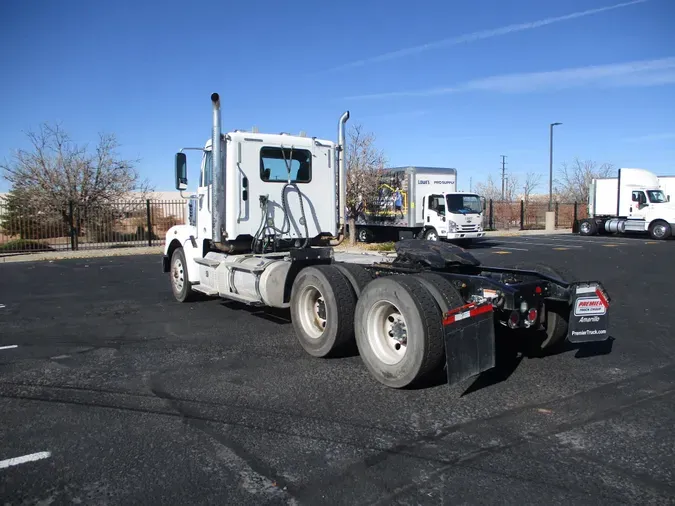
[1,0,673,194]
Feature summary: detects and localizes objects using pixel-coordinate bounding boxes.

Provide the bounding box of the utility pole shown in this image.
[500,155,507,200]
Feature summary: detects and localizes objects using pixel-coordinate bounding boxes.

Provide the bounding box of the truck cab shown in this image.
[582,167,675,240]
[422,192,485,242]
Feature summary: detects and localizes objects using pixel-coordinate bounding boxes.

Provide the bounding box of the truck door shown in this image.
[629,190,648,220]
[425,194,446,234]
[196,148,213,239]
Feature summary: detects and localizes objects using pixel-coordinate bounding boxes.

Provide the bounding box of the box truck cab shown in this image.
[582,168,675,240]
[421,191,484,241]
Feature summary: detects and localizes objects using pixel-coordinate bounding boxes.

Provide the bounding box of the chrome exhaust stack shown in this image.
[211,93,227,244]
[336,110,350,236]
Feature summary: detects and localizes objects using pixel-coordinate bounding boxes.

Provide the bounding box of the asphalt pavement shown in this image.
[1,234,674,505]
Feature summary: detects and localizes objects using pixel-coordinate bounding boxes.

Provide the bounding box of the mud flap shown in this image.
[567,282,610,343]
[442,302,496,386]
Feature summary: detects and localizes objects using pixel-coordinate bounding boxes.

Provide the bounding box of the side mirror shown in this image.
[175,153,188,191]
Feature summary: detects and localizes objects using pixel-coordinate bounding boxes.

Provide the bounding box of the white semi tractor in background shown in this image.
[580,167,675,240]
[351,166,485,245]
[162,93,612,390]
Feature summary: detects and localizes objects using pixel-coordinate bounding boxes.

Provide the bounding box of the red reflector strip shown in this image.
[594,288,609,308]
[443,303,493,326]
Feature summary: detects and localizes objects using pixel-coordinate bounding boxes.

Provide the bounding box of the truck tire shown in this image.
[355,275,445,388]
[424,228,439,241]
[334,262,375,297]
[170,247,198,303]
[508,262,575,350]
[648,220,671,240]
[290,265,356,358]
[414,272,465,313]
[578,219,597,236]
[357,227,374,243]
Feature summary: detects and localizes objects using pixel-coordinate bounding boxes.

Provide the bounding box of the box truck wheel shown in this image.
[508,263,575,350]
[357,227,374,243]
[355,275,445,388]
[424,228,439,241]
[170,247,198,303]
[290,265,356,357]
[578,219,597,236]
[648,220,671,240]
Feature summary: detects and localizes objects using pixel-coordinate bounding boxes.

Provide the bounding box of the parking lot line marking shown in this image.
[603,244,619,247]
[498,240,583,248]
[0,451,51,470]
[529,236,637,245]
[0,304,5,309]
[0,345,18,350]
[498,247,529,251]
[492,251,512,254]
[552,247,570,250]
[645,241,660,244]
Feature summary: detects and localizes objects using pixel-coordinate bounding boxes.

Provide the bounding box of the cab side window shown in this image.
[200,150,213,187]
[428,195,445,215]
[631,190,646,206]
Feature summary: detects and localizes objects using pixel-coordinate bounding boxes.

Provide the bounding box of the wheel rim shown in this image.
[366,299,407,365]
[172,256,185,293]
[580,222,591,234]
[653,224,667,238]
[297,284,326,339]
[427,231,438,241]
[358,229,367,241]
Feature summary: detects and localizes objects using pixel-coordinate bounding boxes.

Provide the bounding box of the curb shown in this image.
[0,246,163,264]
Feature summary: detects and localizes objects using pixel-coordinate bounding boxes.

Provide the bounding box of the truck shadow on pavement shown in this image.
[215,299,615,392]
[460,332,615,396]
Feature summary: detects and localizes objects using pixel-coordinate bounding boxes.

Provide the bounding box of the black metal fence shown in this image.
[0,199,187,254]
[1,197,585,254]
[481,199,585,231]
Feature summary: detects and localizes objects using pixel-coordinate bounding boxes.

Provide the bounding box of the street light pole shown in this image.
[549,122,562,211]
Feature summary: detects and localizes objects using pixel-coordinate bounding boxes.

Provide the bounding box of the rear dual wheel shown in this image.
[354,275,461,389]
[290,264,371,357]
[291,265,465,389]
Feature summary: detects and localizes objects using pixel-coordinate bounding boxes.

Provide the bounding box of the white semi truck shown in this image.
[351,166,485,245]
[162,93,612,389]
[581,168,675,240]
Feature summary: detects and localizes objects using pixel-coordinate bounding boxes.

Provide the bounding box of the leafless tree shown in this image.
[1,122,151,218]
[473,174,501,201]
[345,124,387,245]
[555,158,614,203]
[504,174,519,202]
[522,171,543,203]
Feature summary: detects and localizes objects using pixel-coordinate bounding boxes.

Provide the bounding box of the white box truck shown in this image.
[352,166,485,245]
[581,168,675,240]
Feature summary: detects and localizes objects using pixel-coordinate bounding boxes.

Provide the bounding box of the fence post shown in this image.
[146,199,152,247]
[573,201,578,232]
[489,199,494,230]
[69,200,76,251]
[555,201,559,228]
[520,200,525,230]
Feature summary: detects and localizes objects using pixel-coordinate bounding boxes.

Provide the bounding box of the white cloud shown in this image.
[328,0,650,72]
[343,57,675,100]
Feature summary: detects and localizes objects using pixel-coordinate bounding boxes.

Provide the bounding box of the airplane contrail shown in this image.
[328,0,651,72]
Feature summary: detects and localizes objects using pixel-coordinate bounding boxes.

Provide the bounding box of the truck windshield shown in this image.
[446,194,482,214]
[647,190,667,203]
